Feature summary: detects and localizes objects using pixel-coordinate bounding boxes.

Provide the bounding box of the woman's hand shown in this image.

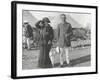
[65,34,68,38]
[48,40,52,45]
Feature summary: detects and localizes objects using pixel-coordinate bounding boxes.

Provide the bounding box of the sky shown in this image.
[29,11,91,28]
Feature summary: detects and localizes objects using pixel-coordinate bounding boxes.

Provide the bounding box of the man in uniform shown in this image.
[57,14,73,67]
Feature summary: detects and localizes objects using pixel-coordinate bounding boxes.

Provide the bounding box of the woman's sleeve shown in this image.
[49,27,54,41]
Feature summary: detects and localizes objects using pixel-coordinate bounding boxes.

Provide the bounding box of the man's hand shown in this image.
[65,33,71,38]
[65,34,68,38]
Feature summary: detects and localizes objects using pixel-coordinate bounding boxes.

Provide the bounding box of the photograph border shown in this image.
[11,1,98,79]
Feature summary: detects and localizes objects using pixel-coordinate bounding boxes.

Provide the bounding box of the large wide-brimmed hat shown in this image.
[42,17,50,23]
[35,20,44,29]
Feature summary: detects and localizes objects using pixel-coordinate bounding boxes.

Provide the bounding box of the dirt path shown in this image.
[22,47,91,69]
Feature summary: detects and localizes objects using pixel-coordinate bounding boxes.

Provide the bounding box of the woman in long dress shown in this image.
[35,19,54,68]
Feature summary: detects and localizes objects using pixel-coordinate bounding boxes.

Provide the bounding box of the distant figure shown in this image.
[57,14,73,67]
[24,21,33,50]
[36,18,54,68]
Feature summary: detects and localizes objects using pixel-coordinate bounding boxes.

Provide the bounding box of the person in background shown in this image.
[57,14,73,67]
[24,21,33,50]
